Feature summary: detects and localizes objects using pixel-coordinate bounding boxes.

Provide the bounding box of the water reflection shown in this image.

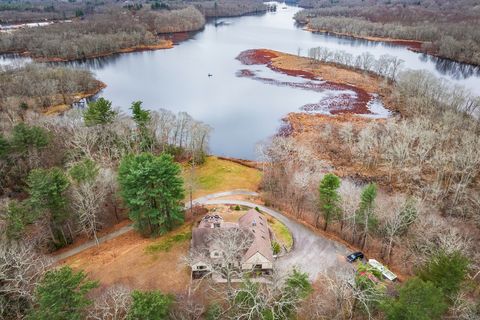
[418,54,480,79]
[1,2,480,159]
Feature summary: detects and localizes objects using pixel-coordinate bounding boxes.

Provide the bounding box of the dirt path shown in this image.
[51,189,259,262]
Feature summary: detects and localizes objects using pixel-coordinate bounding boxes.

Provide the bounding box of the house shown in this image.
[238,210,274,271]
[190,209,274,279]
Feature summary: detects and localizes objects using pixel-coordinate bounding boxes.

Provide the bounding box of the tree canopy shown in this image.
[3,200,35,240]
[130,101,154,152]
[69,158,99,184]
[417,250,470,299]
[28,266,98,320]
[318,173,341,231]
[356,183,378,250]
[10,122,50,154]
[118,152,185,236]
[27,167,70,223]
[232,269,312,319]
[83,97,117,126]
[127,290,173,320]
[381,277,447,320]
[0,133,10,158]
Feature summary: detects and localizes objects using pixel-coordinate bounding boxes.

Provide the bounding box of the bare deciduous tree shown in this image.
[70,174,107,245]
[0,242,52,318]
[88,285,132,320]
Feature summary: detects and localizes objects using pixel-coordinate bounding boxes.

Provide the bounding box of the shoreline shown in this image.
[305,27,480,67]
[28,40,174,63]
[236,48,394,117]
[43,80,107,115]
[305,27,424,51]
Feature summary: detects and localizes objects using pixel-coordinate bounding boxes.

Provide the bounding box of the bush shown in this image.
[272,241,281,255]
[127,290,173,320]
[205,303,222,320]
[234,205,241,211]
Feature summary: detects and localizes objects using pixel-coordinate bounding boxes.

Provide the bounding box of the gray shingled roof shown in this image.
[238,209,273,263]
[191,209,274,265]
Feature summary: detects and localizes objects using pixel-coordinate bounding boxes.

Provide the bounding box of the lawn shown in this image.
[268,217,293,252]
[145,223,192,254]
[182,156,262,198]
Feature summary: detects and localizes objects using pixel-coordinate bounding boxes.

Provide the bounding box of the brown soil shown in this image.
[62,224,192,294]
[43,80,107,115]
[236,49,391,115]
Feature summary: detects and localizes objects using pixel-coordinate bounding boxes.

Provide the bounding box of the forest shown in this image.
[256,48,480,319]
[0,64,102,124]
[191,0,267,18]
[0,6,205,61]
[0,0,268,61]
[0,93,211,317]
[294,0,480,65]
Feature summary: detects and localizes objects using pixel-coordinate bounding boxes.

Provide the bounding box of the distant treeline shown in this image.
[294,0,480,66]
[0,0,101,23]
[192,0,267,17]
[0,7,205,60]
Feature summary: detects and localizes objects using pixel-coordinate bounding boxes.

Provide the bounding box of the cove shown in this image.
[5,2,479,159]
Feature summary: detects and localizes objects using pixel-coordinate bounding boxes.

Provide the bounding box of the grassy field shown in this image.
[183,156,262,198]
[145,224,192,254]
[268,217,293,251]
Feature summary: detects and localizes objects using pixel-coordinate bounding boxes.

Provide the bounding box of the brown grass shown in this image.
[265,49,386,94]
[183,156,262,198]
[63,225,191,294]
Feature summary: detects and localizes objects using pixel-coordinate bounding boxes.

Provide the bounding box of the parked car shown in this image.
[346,252,364,263]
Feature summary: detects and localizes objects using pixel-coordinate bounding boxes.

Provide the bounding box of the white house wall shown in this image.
[242,252,273,270]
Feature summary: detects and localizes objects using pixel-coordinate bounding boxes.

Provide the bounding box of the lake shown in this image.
[5,2,480,159]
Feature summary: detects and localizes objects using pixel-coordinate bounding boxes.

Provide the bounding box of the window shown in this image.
[198,265,206,270]
[254,264,262,270]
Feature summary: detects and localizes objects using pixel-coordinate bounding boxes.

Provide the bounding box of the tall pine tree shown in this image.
[356,183,378,250]
[318,173,341,231]
[118,153,184,236]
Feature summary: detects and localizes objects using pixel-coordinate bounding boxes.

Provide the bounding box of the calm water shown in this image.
[4,3,480,159]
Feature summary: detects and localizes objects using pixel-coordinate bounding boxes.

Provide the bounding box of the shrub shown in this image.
[272,241,281,255]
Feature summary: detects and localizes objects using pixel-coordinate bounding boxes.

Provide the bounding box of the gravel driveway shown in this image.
[203,199,353,281]
[55,189,353,281]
